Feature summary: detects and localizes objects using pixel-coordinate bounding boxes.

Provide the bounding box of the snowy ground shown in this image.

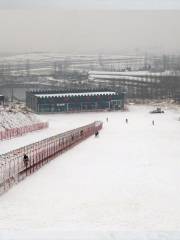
[0,105,180,239]
[0,110,41,132]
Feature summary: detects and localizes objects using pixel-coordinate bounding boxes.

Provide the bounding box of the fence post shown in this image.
[0,121,103,195]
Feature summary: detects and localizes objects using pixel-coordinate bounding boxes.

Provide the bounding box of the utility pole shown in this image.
[11,87,14,102]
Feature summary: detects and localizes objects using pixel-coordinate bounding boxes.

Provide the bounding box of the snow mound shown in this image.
[0,110,40,131]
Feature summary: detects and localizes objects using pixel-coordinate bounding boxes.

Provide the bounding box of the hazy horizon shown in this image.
[0,0,180,10]
[0,0,180,55]
[0,9,179,55]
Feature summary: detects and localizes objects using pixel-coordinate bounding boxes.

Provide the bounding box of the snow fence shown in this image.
[0,121,103,195]
[0,122,48,141]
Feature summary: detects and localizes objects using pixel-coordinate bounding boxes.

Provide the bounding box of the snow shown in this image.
[0,111,41,132]
[89,70,180,77]
[0,105,180,239]
[89,74,159,82]
[89,70,150,76]
[35,92,116,98]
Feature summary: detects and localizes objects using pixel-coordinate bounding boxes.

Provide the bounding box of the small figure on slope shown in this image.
[23,154,29,167]
[152,120,155,126]
[95,131,99,137]
[125,118,128,124]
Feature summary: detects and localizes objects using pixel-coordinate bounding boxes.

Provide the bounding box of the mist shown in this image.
[1,0,180,10]
[0,10,179,54]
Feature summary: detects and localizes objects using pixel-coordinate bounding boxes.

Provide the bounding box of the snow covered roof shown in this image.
[35,92,116,98]
[89,70,150,76]
[89,70,180,77]
[89,74,150,82]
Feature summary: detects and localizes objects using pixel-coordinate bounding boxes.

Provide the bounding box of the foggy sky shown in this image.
[0,9,179,54]
[0,0,180,10]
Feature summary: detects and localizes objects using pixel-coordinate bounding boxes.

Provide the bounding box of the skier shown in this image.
[125,118,128,124]
[152,120,155,126]
[95,131,99,137]
[23,154,29,167]
[106,117,108,122]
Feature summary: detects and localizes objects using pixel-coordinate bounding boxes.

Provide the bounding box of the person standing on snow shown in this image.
[23,154,29,167]
[125,118,128,124]
[95,131,99,137]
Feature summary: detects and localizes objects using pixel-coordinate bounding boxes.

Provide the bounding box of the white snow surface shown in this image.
[89,70,180,77]
[0,110,41,132]
[0,105,180,239]
[89,74,158,82]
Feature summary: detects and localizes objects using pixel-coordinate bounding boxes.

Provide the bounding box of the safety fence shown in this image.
[0,121,103,195]
[0,122,48,141]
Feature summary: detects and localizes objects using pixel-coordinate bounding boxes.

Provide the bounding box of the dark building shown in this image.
[174,91,180,103]
[26,89,125,113]
[0,95,5,106]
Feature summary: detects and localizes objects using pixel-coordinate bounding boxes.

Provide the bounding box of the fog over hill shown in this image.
[0,10,179,54]
[1,0,180,9]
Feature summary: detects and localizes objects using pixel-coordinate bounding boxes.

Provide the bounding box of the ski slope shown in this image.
[0,110,40,132]
[0,105,180,239]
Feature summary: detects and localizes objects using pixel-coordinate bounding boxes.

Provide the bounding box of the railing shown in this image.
[0,121,103,195]
[0,122,48,141]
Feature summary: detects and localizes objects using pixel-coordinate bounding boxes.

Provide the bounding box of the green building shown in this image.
[26,89,125,113]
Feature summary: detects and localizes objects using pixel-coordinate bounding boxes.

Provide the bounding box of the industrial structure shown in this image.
[26,89,125,113]
[174,90,180,103]
[88,71,180,100]
[0,95,5,105]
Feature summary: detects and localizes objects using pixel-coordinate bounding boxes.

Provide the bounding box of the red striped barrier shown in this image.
[0,122,48,141]
[0,121,103,195]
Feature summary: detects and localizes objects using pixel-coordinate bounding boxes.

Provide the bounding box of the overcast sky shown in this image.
[0,1,179,54]
[0,0,180,10]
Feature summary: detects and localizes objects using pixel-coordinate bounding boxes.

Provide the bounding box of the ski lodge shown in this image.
[26,89,125,113]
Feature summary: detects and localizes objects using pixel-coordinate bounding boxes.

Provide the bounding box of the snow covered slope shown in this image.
[0,105,180,239]
[0,110,40,131]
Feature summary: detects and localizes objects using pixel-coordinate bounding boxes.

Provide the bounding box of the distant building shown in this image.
[0,95,5,106]
[174,91,180,103]
[26,89,125,113]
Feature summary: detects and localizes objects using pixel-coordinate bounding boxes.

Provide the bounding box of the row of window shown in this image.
[38,100,123,112]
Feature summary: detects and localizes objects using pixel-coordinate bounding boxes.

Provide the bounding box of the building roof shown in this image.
[35,91,117,98]
[89,70,180,77]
